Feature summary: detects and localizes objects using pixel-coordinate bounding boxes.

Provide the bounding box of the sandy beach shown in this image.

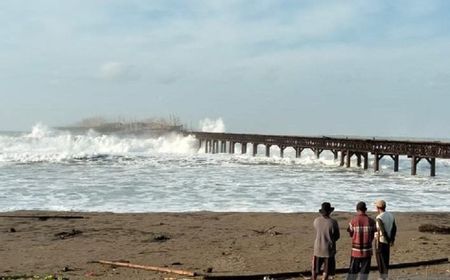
[1,211,449,280]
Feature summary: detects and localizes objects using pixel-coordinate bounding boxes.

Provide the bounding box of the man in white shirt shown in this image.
[374,200,397,280]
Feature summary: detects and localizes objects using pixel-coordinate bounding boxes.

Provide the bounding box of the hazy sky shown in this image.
[1,1,449,138]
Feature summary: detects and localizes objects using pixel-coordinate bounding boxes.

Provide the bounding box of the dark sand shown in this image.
[1,211,449,279]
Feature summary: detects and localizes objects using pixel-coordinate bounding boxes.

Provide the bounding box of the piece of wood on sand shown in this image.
[95,260,197,277]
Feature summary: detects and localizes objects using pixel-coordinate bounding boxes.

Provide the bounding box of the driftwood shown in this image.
[201,258,449,280]
[418,224,450,234]
[54,229,83,240]
[149,233,171,242]
[252,226,282,236]
[0,215,85,221]
[95,260,197,277]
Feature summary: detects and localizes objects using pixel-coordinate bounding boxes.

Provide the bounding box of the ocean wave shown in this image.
[0,124,199,163]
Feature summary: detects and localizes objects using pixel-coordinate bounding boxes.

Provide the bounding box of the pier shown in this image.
[188,132,450,176]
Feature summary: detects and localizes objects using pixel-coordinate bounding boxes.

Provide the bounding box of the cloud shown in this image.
[99,62,138,81]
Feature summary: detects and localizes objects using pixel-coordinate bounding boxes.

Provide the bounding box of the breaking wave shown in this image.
[0,123,198,163]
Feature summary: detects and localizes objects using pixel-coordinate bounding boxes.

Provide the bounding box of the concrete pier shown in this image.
[192,132,450,176]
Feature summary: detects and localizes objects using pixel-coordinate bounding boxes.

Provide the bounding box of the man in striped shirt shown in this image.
[346,201,376,280]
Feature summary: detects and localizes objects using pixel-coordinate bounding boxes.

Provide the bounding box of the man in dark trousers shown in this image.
[312,202,340,280]
[374,199,397,280]
[346,201,376,280]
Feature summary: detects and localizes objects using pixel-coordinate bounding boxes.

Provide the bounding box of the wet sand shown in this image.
[1,211,449,279]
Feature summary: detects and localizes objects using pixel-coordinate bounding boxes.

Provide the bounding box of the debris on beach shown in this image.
[148,232,171,242]
[205,267,213,273]
[61,266,77,272]
[54,229,83,239]
[252,226,283,236]
[418,224,450,234]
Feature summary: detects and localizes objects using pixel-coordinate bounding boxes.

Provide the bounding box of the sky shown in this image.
[1,0,450,138]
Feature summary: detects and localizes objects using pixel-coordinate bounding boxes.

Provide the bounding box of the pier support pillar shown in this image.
[241,143,247,154]
[314,149,323,159]
[253,143,258,156]
[340,151,345,166]
[295,147,303,158]
[212,140,218,154]
[411,156,421,175]
[265,145,271,157]
[346,150,352,168]
[331,150,338,160]
[363,153,369,169]
[374,154,384,172]
[229,141,235,154]
[390,155,399,172]
[427,158,436,177]
[198,139,203,151]
[280,146,285,158]
[205,140,210,153]
[356,154,362,167]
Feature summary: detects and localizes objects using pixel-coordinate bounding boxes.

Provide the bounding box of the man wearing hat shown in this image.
[346,201,376,280]
[312,202,340,280]
[374,199,397,280]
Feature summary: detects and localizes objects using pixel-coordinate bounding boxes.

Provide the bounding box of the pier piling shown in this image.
[265,145,271,157]
[253,143,258,156]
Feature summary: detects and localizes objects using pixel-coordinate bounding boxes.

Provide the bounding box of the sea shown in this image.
[0,123,449,213]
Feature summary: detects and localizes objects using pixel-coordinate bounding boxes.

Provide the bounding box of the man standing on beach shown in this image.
[346,201,376,280]
[374,199,397,280]
[312,202,340,280]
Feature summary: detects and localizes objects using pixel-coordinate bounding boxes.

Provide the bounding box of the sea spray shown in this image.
[199,118,225,132]
[25,123,52,139]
